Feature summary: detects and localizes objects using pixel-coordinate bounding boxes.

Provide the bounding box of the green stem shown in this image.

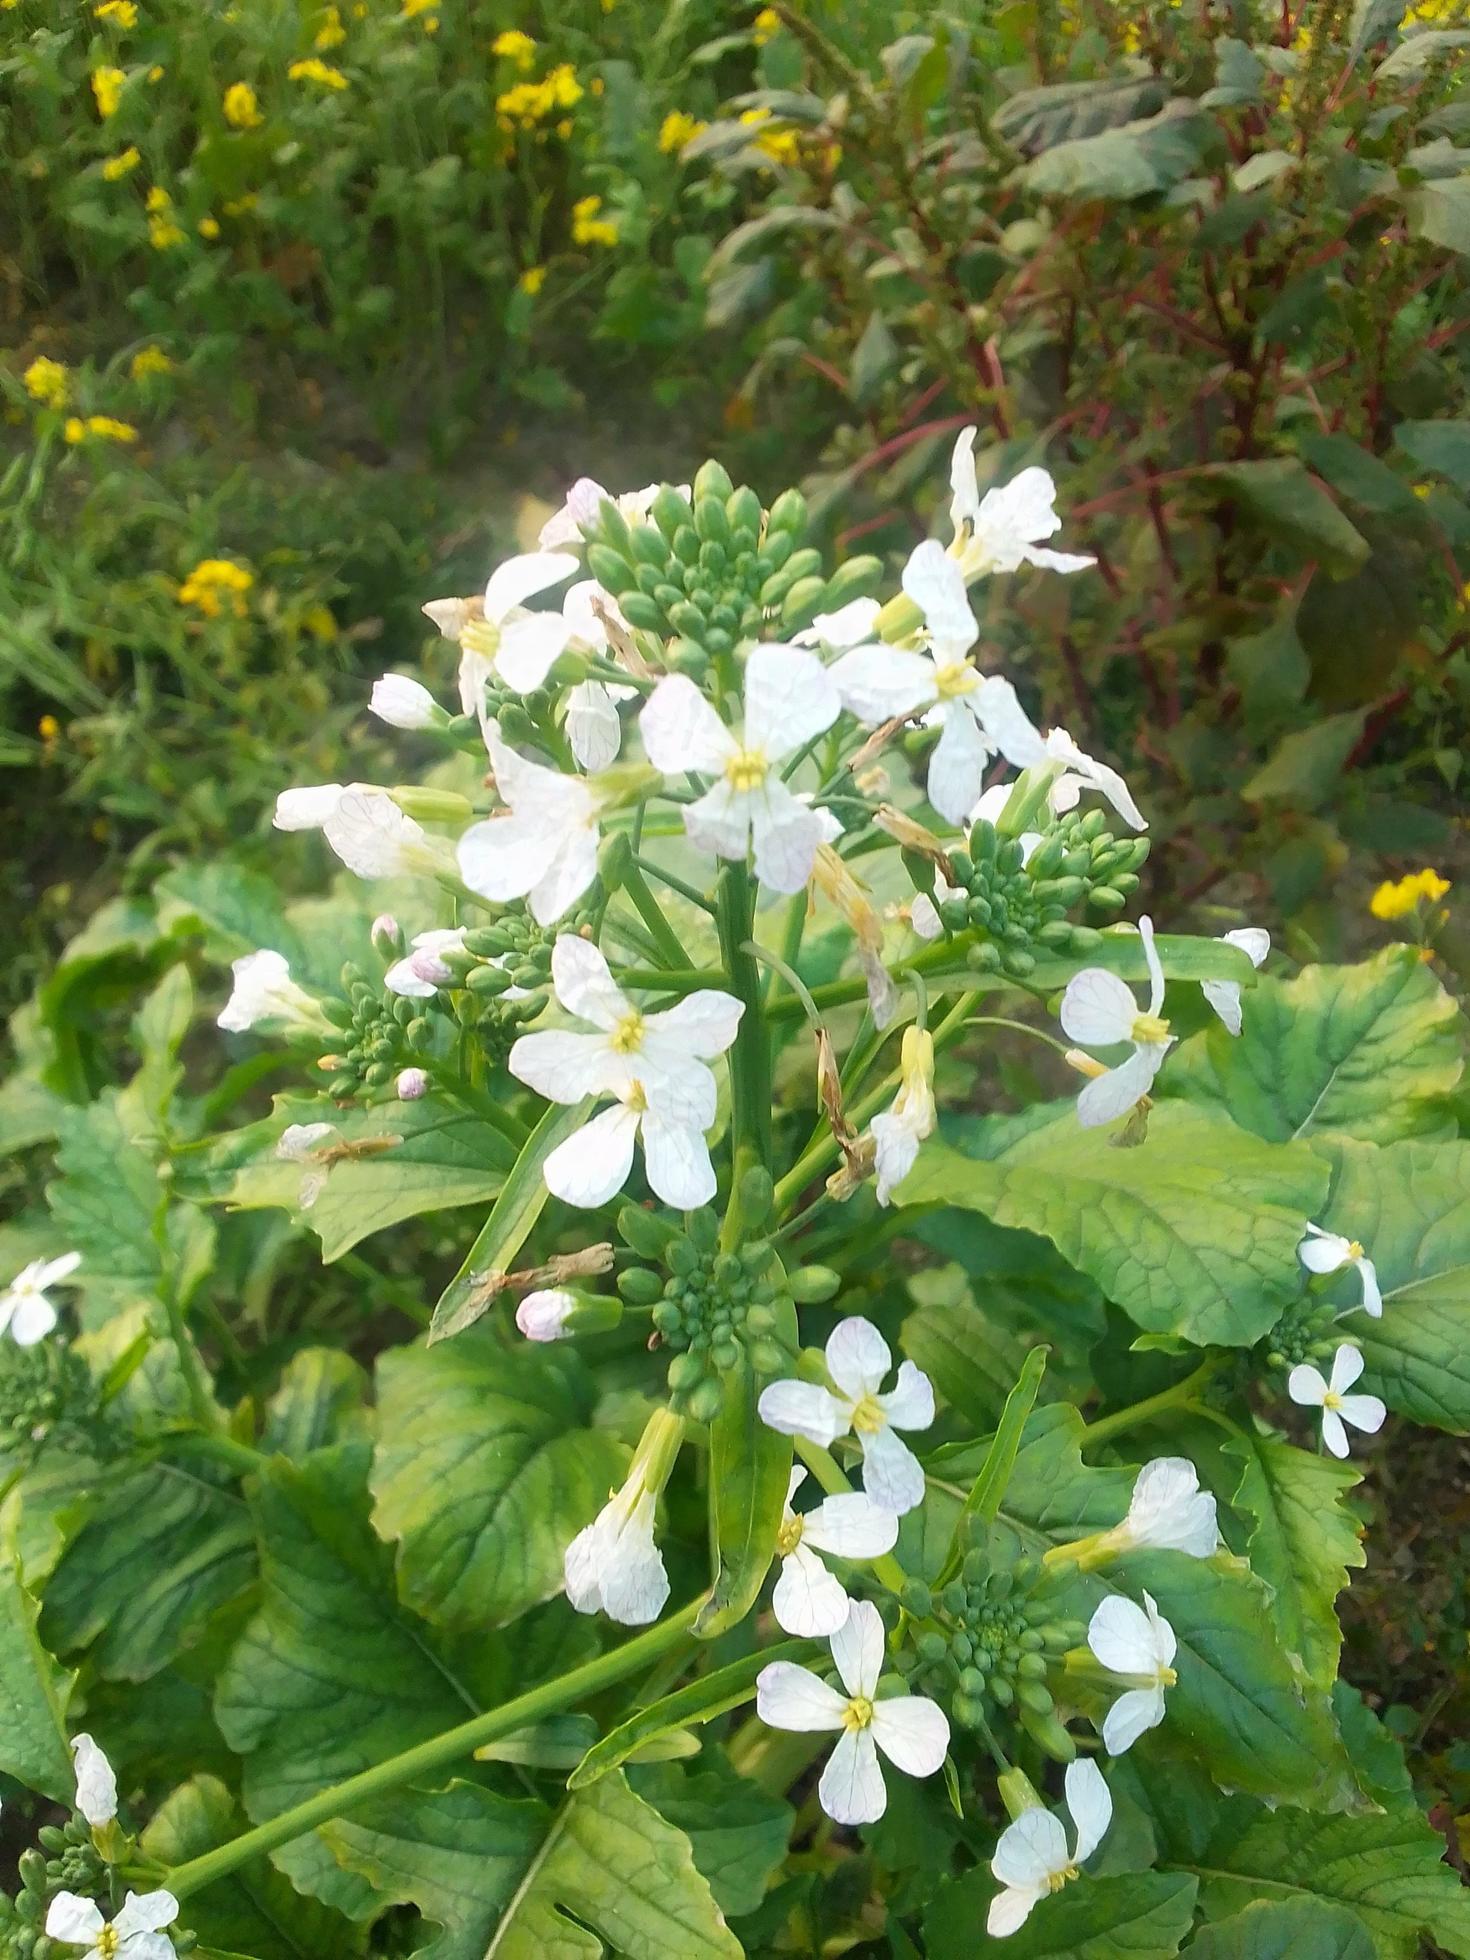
[616,967,725,996]
[165,1599,704,1900]
[633,855,716,916]
[621,860,690,970]
[717,868,772,1180]
[1079,1360,1221,1450]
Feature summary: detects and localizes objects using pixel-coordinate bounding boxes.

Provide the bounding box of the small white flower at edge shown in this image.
[564,1409,681,1625]
[323,788,444,883]
[1288,1343,1386,1459]
[973,675,1145,834]
[71,1732,117,1828]
[870,1027,936,1205]
[1117,1457,1218,1558]
[370,673,443,730]
[561,579,638,771]
[1059,915,1173,1128]
[217,949,328,1037]
[46,1889,179,1960]
[756,1600,950,1825]
[1299,1222,1381,1318]
[773,1467,899,1638]
[949,430,1096,580]
[794,597,882,650]
[1201,927,1270,1037]
[538,476,685,549]
[273,781,346,830]
[987,1759,1112,1937]
[1087,1591,1177,1755]
[639,644,841,894]
[0,1252,82,1346]
[458,728,605,926]
[758,1316,935,1515]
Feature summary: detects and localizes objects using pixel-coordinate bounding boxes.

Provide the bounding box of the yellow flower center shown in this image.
[842,1695,875,1732]
[934,661,978,699]
[1048,1865,1080,1893]
[1130,1012,1171,1045]
[849,1392,886,1435]
[1159,1665,1178,1687]
[1322,1390,1342,1411]
[724,746,768,792]
[610,1010,645,1054]
[97,1932,120,1960]
[1347,1240,1364,1261]
[776,1515,803,1556]
[626,1081,648,1114]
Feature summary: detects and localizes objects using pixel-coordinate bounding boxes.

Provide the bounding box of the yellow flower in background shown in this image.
[23,357,69,408]
[571,194,618,246]
[1370,868,1452,920]
[314,4,346,47]
[198,215,220,238]
[222,193,258,215]
[546,63,583,108]
[302,603,337,640]
[145,184,169,211]
[64,415,138,444]
[402,0,436,14]
[288,57,349,88]
[223,81,263,128]
[517,264,546,295]
[129,345,173,380]
[101,145,141,178]
[146,188,185,248]
[493,28,537,68]
[95,0,138,24]
[752,6,781,42]
[177,557,254,618]
[738,106,798,163]
[38,715,60,744]
[91,66,127,118]
[148,64,163,79]
[659,110,707,154]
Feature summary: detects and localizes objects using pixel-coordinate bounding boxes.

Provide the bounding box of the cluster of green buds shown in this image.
[0,1342,106,1461]
[1261,1293,1345,1376]
[899,1550,1086,1760]
[31,1827,105,1912]
[581,460,881,674]
[319,963,423,1097]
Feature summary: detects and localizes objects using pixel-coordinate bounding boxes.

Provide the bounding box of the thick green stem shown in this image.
[1079,1360,1221,1450]
[164,1599,704,1900]
[621,859,690,970]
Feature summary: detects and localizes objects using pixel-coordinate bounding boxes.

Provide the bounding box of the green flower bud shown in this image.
[766,486,807,534]
[725,485,763,536]
[617,1267,664,1306]
[618,591,665,634]
[688,1377,724,1424]
[738,1162,775,1224]
[618,1203,676,1258]
[1019,1705,1077,1763]
[693,459,735,504]
[788,1264,839,1303]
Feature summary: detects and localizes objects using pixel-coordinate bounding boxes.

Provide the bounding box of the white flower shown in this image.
[758,1317,934,1515]
[1059,916,1173,1127]
[458,729,605,925]
[516,1288,576,1342]
[1201,927,1270,1037]
[383,927,468,998]
[975,676,1146,832]
[564,1410,680,1625]
[538,476,683,549]
[795,598,883,650]
[561,579,637,771]
[509,936,742,1211]
[1299,1222,1381,1318]
[371,674,442,730]
[275,1121,337,1210]
[217,949,326,1036]
[987,1760,1112,1937]
[756,1600,950,1825]
[870,1028,936,1205]
[0,1252,81,1346]
[831,541,993,825]
[949,431,1095,578]
[773,1467,899,1637]
[70,1733,117,1827]
[443,551,579,720]
[1087,1591,1177,1755]
[639,645,841,893]
[323,788,442,882]
[1288,1344,1386,1459]
[1117,1458,1218,1558]
[273,782,346,830]
[46,1890,179,1960]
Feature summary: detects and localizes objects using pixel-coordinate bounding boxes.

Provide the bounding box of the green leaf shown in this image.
[1019,107,1208,200]
[47,1096,165,1298]
[697,1351,792,1639]
[0,1555,76,1802]
[1184,1899,1374,1959]
[1165,949,1463,1144]
[261,1348,371,1457]
[0,1070,67,1158]
[925,1871,1198,1958]
[901,1266,1032,1427]
[1221,1434,1364,1689]
[1402,176,1470,257]
[1202,459,1371,575]
[994,76,1170,151]
[142,1776,364,1960]
[1017,932,1261,998]
[630,1759,794,1919]
[570,1642,807,1789]
[427,1100,591,1342]
[1297,433,1423,520]
[1395,417,1470,489]
[944,1346,1048,1573]
[1240,711,1368,810]
[901,1106,1327,1347]
[369,1338,627,1630]
[702,204,840,278]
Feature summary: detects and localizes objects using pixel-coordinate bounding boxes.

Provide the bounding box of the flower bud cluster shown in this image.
[1262,1293,1342,1375]
[32,1826,104,1911]
[582,459,880,673]
[320,964,423,1095]
[0,1343,106,1459]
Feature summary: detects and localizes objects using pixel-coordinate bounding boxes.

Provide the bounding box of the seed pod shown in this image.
[1019,1705,1077,1762]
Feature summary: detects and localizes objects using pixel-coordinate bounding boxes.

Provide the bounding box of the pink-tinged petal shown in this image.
[1337,1393,1386,1437]
[1320,1409,1350,1458]
[743,644,841,760]
[991,1809,1068,1890]
[749,782,828,895]
[870,1694,950,1777]
[902,540,977,654]
[638,1110,717,1211]
[802,1492,900,1560]
[825,1316,892,1398]
[551,935,627,1029]
[538,478,607,548]
[44,1894,106,1943]
[830,644,936,726]
[756,1661,848,1732]
[758,1380,851,1446]
[483,549,577,620]
[508,1030,625,1105]
[640,674,733,776]
[1065,1757,1113,1864]
[1075,1045,1165,1128]
[528,828,600,926]
[1287,1364,1328,1408]
[1059,968,1138,1047]
[773,1544,851,1637]
[642,989,744,1058]
[877,1360,935,1434]
[830,1599,886,1700]
[543,1105,640,1209]
[858,1426,926,1516]
[818,1725,887,1825]
[1329,1344,1365,1394]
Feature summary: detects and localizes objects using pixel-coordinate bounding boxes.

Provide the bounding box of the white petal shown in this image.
[870,1694,950,1777]
[370,674,438,729]
[538,478,607,548]
[1143,1590,1176,1668]
[1223,926,1270,968]
[1320,1408,1350,1458]
[639,1110,717,1210]
[901,540,977,655]
[877,1361,935,1434]
[1358,1259,1382,1318]
[1027,545,1096,574]
[495,611,574,693]
[976,467,1063,564]
[991,1809,1068,1890]
[1059,968,1139,1047]
[35,1250,82,1289]
[683,778,754,864]
[551,935,627,1029]
[383,956,436,999]
[743,644,841,760]
[773,1544,852,1637]
[563,1515,614,1612]
[1201,978,1243,1036]
[858,1425,926,1516]
[1329,1343,1365,1393]
[1087,1594,1156,1676]
[640,674,734,775]
[273,782,344,830]
[757,1380,851,1446]
[45,1894,106,1943]
[1075,1045,1165,1128]
[642,989,744,1058]
[910,892,943,941]
[801,1494,899,1566]
[483,549,577,621]
[973,676,1046,769]
[509,1030,627,1105]
[1103,1686,1165,1756]
[542,1105,640,1209]
[516,1289,575,1342]
[926,706,991,827]
[825,1316,892,1399]
[122,1935,179,1960]
[1127,1458,1218,1557]
[597,1530,670,1626]
[1065,1757,1113,1864]
[818,1725,887,1825]
[750,784,829,895]
[1299,1230,1351,1275]
[1287,1364,1328,1408]
[830,644,936,725]
[458,810,562,903]
[1137,915,1165,1017]
[9,1294,58,1345]
[830,1598,886,1700]
[1337,1393,1386,1436]
[324,789,428,881]
[1047,730,1147,832]
[528,828,600,926]
[565,681,623,771]
[113,1892,178,1937]
[987,1882,1044,1938]
[798,597,883,649]
[756,1661,848,1733]
[71,1733,117,1826]
[948,426,981,532]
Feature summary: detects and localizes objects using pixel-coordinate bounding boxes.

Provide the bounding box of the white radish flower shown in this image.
[458,729,605,925]
[323,788,446,882]
[1201,927,1270,1037]
[424,551,579,725]
[758,1317,935,1515]
[45,1890,179,1960]
[756,1600,950,1825]
[564,1409,682,1625]
[795,597,883,650]
[772,1467,899,1638]
[975,676,1146,833]
[370,674,443,730]
[870,1028,936,1206]
[1288,1344,1386,1459]
[1299,1222,1381,1318]
[71,1733,117,1828]
[509,936,742,1211]
[0,1252,81,1346]
[273,781,347,830]
[538,476,682,549]
[561,579,637,771]
[516,1288,577,1342]
[987,1759,1112,1937]
[639,645,841,893]
[1087,1591,1178,1755]
[384,927,468,998]
[830,541,994,825]
[1115,1458,1219,1558]
[948,431,1095,579]
[217,949,329,1037]
[1059,916,1173,1128]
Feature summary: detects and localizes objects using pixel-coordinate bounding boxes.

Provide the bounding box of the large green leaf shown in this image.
[901,1106,1327,1347]
[0,1556,76,1802]
[1222,1434,1363,1690]
[1019,107,1209,200]
[1202,459,1371,575]
[47,1096,166,1299]
[370,1339,627,1630]
[925,1870,1198,1958]
[1165,950,1463,1144]
[261,1348,371,1457]
[629,1759,794,1919]
[899,1266,1032,1426]
[1317,1137,1470,1431]
[1395,418,1470,488]
[928,1403,1135,1548]
[1184,1900,1374,1959]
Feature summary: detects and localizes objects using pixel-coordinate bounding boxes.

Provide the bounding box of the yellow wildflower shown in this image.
[659,109,707,154]
[547,63,582,108]
[38,715,60,743]
[198,215,220,238]
[129,344,173,380]
[149,213,185,249]
[223,81,262,128]
[493,28,537,67]
[23,357,69,408]
[402,0,435,13]
[517,264,546,295]
[752,6,781,42]
[177,557,254,618]
[738,106,798,163]
[101,145,141,178]
[222,193,258,215]
[1370,868,1452,920]
[314,3,346,46]
[94,0,138,24]
[65,415,138,444]
[302,603,337,640]
[63,418,85,444]
[1413,482,1433,500]
[146,184,170,211]
[571,194,619,246]
[91,66,127,118]
[148,64,163,79]
[288,57,349,88]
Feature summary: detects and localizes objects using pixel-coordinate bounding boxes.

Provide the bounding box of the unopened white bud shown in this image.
[396,1067,429,1101]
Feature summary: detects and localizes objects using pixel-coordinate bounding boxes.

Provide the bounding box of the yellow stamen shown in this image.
[842,1695,875,1732]
[97,1933,120,1959]
[849,1392,886,1435]
[724,746,768,792]
[933,661,978,699]
[1130,1012,1171,1045]
[609,1009,645,1053]
[1347,1240,1364,1261]
[626,1081,648,1114]
[776,1515,803,1556]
